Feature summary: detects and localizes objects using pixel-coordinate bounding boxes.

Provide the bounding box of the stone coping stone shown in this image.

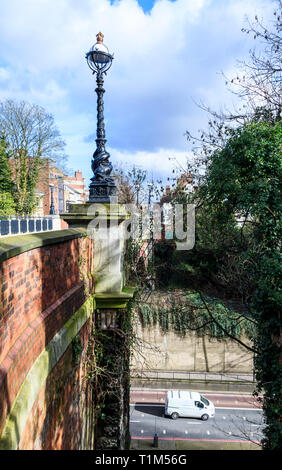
[94,286,136,309]
[0,227,88,263]
[61,203,130,226]
[65,202,129,215]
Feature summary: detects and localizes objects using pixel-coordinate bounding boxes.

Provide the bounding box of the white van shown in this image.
[165,390,215,421]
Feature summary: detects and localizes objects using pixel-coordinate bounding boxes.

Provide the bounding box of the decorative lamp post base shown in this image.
[89,179,117,203]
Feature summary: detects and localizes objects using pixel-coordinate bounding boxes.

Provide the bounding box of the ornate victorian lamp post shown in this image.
[49,183,56,215]
[86,32,116,203]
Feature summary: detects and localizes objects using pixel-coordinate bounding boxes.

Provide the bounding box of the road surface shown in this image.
[130,390,262,409]
[130,389,264,443]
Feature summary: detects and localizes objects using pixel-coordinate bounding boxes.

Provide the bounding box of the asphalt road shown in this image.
[130,390,264,443]
[130,404,264,443]
[130,390,262,409]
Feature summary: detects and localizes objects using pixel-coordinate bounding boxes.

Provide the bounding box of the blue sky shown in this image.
[0,0,275,184]
[112,0,177,12]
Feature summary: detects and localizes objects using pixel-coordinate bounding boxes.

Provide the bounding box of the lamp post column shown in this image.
[95,72,106,156]
[86,32,116,203]
[49,184,55,215]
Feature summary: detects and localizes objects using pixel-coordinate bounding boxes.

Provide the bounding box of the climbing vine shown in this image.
[84,306,134,450]
[138,291,255,340]
[72,335,83,367]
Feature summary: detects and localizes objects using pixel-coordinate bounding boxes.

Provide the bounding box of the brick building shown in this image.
[9,157,89,217]
[64,171,89,207]
[35,162,89,216]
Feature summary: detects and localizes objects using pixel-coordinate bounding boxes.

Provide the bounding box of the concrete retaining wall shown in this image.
[132,320,254,376]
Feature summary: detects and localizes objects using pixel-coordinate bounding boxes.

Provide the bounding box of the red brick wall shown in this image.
[0,234,95,448]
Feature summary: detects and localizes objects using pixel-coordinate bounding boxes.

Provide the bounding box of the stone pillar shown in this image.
[61,203,134,450]
[49,214,61,231]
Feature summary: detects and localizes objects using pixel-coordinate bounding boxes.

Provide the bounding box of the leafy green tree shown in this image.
[155,199,248,294]
[0,99,67,215]
[0,136,13,193]
[197,120,282,450]
[0,136,15,216]
[0,192,15,217]
[157,120,281,448]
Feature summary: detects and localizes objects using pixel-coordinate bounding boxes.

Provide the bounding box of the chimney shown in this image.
[75,171,83,180]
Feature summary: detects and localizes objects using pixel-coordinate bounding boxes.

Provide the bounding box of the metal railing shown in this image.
[131,369,255,383]
[0,216,61,237]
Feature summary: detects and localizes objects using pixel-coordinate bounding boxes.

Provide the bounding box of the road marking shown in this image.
[185,422,201,425]
[130,404,164,407]
[131,436,261,444]
[131,391,257,398]
[215,407,263,411]
[130,420,141,423]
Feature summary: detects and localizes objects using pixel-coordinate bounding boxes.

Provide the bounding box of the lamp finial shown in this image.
[96,32,104,44]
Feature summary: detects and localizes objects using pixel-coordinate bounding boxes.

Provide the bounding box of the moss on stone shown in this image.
[94,287,135,308]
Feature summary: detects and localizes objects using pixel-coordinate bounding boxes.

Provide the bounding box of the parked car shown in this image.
[165,390,215,420]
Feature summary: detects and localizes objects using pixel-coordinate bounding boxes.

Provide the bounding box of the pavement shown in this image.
[131,371,256,393]
[130,438,260,451]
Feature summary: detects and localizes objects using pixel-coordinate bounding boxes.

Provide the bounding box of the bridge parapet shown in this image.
[0,203,134,450]
[0,228,95,449]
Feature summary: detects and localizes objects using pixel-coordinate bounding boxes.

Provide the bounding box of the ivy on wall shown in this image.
[138,291,255,340]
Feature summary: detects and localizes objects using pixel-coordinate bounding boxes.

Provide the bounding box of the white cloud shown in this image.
[0,0,276,184]
[0,67,11,81]
[110,146,194,180]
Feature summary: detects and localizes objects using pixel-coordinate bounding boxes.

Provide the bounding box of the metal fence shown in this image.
[131,370,255,383]
[0,216,59,237]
